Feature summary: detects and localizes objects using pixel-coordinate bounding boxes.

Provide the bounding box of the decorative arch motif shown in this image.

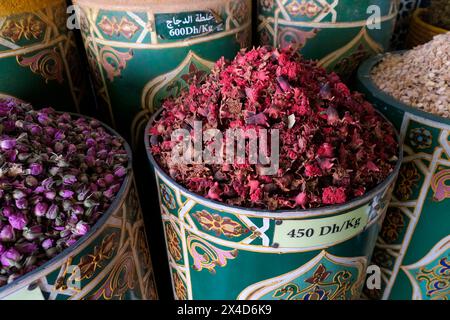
[401,236,450,300]
[237,251,367,300]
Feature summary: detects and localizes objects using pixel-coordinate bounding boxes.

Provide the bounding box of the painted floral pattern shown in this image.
[173,272,188,300]
[188,235,238,273]
[0,15,44,43]
[260,0,274,11]
[99,46,134,82]
[166,224,182,262]
[87,251,137,300]
[431,169,450,202]
[380,208,405,244]
[278,26,318,51]
[272,264,353,300]
[395,162,420,201]
[193,210,248,238]
[17,47,64,83]
[416,257,450,300]
[409,128,433,149]
[78,233,117,280]
[98,16,140,39]
[160,184,177,210]
[286,0,323,18]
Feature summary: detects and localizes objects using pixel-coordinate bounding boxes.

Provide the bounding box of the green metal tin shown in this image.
[0,0,91,113]
[145,110,402,300]
[357,54,450,300]
[257,0,398,77]
[0,98,157,300]
[73,0,252,146]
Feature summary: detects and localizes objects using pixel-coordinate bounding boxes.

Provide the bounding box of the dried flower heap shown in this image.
[149,47,399,210]
[0,99,128,286]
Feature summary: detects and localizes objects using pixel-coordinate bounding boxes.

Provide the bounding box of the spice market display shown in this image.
[357,31,450,300]
[0,0,448,302]
[0,100,127,285]
[149,47,400,210]
[146,46,402,300]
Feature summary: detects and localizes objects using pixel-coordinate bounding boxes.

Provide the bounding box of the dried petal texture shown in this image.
[150,47,399,210]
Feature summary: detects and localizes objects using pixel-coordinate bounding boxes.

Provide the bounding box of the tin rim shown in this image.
[0,97,133,298]
[412,8,449,34]
[357,52,450,126]
[145,107,403,219]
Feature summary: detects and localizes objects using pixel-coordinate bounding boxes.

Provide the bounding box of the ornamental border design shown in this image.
[401,236,450,300]
[236,250,367,300]
[0,3,84,113]
[75,0,252,127]
[377,113,450,300]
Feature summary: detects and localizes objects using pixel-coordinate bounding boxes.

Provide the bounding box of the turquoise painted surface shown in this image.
[257,0,397,77]
[152,169,397,300]
[357,56,450,300]
[0,2,91,113]
[76,1,252,146]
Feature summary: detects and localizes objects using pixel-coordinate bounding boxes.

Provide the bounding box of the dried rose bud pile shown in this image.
[149,47,399,210]
[0,99,128,286]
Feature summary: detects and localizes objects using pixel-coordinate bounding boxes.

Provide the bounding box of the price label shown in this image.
[156,11,224,41]
[272,205,369,249]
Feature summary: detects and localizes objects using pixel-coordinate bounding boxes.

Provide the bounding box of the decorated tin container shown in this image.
[390,0,429,49]
[0,0,91,113]
[0,97,157,300]
[72,0,252,146]
[357,55,450,300]
[145,111,402,300]
[257,0,398,77]
[406,8,448,48]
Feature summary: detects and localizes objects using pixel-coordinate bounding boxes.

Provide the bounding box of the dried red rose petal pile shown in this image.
[0,99,128,286]
[149,47,399,210]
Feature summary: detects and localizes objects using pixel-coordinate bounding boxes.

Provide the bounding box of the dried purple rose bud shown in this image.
[9,213,28,230]
[59,190,74,199]
[37,112,50,125]
[12,189,26,200]
[44,191,56,200]
[73,221,90,236]
[41,238,54,250]
[114,166,127,178]
[2,206,15,218]
[25,175,38,187]
[41,177,54,190]
[46,204,59,220]
[0,139,16,150]
[0,225,15,242]
[104,174,115,185]
[29,163,43,176]
[72,205,84,215]
[15,198,28,210]
[33,202,48,217]
[23,225,43,241]
[62,175,77,186]
[0,248,21,268]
